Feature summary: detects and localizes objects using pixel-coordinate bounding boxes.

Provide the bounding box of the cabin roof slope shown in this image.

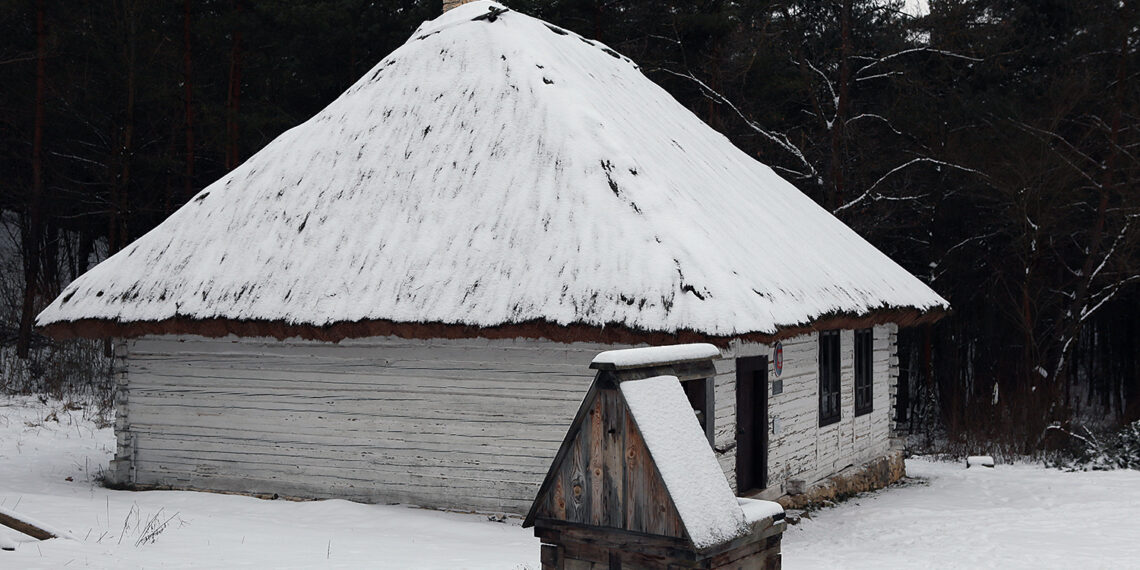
[37,1,947,337]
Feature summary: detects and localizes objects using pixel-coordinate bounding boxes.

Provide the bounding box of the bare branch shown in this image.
[944,231,1001,256]
[1008,121,1106,187]
[836,157,988,213]
[0,54,38,66]
[855,71,905,82]
[855,47,982,78]
[654,67,820,181]
[1080,275,1140,322]
[1088,216,1134,282]
[846,113,905,136]
[795,58,838,116]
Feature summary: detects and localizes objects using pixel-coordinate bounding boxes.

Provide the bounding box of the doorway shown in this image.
[735,356,768,493]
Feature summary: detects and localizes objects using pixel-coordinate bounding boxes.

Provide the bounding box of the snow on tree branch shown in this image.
[846,113,904,136]
[1081,275,1140,323]
[655,67,820,181]
[855,47,982,78]
[795,58,838,113]
[1089,216,1135,282]
[855,71,905,82]
[835,157,988,213]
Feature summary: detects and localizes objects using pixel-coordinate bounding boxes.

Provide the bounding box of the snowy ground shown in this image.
[783,459,1140,568]
[2,396,1138,569]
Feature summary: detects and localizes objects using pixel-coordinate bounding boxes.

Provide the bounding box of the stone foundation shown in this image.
[777,450,905,510]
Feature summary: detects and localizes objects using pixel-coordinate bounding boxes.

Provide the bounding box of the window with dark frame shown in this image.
[682,378,714,446]
[854,328,874,416]
[818,330,841,427]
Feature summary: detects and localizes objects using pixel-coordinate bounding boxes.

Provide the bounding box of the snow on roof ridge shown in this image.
[36,2,947,338]
[413,1,505,38]
[591,343,719,369]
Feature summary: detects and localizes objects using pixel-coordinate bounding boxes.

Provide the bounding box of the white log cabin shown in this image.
[37,1,947,515]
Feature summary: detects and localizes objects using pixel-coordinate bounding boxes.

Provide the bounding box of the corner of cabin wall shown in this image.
[105,338,134,487]
[770,331,821,494]
[777,448,904,510]
[885,323,901,440]
[718,325,907,508]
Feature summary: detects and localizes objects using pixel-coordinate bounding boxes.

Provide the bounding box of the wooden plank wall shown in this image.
[114,335,610,514]
[109,326,901,512]
[713,324,898,497]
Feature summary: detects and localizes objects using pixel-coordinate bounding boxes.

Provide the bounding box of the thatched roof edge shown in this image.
[39,306,946,346]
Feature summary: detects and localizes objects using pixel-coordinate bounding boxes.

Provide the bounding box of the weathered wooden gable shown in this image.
[524,372,687,539]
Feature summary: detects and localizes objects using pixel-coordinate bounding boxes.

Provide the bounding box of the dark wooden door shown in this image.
[735,356,768,493]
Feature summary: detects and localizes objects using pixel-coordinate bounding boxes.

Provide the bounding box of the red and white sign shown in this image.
[773,341,783,377]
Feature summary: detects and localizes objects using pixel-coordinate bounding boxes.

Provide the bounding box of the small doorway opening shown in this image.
[735,356,768,493]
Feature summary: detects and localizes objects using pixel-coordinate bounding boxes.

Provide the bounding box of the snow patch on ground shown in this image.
[784,456,1140,568]
[0,396,536,569]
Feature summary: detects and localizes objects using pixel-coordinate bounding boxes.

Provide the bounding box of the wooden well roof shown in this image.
[525,347,751,549]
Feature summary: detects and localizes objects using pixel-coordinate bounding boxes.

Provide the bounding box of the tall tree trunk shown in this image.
[592,0,603,42]
[830,0,852,210]
[110,0,136,254]
[17,0,48,359]
[225,2,242,171]
[182,0,195,202]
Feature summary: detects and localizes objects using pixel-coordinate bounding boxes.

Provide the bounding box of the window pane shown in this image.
[819,331,841,426]
[855,328,873,416]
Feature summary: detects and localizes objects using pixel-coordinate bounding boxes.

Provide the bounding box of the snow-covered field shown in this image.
[784,458,1140,568]
[2,396,1138,569]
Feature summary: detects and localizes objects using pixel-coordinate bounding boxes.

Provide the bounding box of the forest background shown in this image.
[1,0,1137,455]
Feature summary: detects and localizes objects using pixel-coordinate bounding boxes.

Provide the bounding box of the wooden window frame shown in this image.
[818,330,841,427]
[854,328,874,416]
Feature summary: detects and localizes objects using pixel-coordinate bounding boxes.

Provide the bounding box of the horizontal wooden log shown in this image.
[0,507,66,541]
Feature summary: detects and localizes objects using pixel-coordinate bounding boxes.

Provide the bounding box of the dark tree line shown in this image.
[0,0,435,346]
[2,0,1137,450]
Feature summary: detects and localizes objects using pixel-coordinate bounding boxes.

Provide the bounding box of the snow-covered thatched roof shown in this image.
[37,1,947,343]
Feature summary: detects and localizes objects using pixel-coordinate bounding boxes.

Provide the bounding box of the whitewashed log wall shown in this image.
[108,325,898,513]
[108,335,610,513]
[713,324,899,497]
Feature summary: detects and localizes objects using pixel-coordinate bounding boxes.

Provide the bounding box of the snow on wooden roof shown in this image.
[620,375,748,548]
[37,1,947,341]
[590,343,721,369]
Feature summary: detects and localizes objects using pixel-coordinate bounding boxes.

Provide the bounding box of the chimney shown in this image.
[443,0,479,12]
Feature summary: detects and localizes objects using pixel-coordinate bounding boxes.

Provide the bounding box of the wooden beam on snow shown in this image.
[0,507,68,541]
